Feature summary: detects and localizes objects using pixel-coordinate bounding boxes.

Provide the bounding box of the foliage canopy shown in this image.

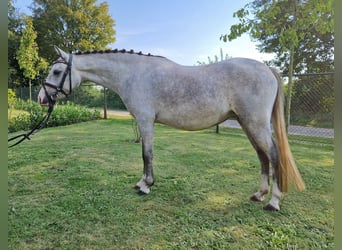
[32,0,116,61]
[16,16,47,81]
[221,0,334,73]
[8,0,116,88]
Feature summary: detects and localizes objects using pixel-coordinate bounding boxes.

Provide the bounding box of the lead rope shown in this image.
[8,104,54,148]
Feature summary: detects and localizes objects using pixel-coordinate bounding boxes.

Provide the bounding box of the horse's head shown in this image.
[38,46,81,107]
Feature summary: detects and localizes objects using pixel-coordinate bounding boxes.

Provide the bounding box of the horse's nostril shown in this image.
[38,96,50,106]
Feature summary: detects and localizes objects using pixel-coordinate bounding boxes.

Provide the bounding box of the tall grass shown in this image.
[8,117,334,249]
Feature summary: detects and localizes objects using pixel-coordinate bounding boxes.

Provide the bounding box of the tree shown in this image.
[31,0,116,61]
[221,0,333,72]
[221,0,334,128]
[8,0,24,89]
[197,48,230,65]
[16,16,47,102]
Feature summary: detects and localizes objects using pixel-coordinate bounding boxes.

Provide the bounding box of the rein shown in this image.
[8,104,54,148]
[8,54,73,148]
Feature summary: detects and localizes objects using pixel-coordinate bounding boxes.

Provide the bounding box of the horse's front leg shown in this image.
[134,120,154,194]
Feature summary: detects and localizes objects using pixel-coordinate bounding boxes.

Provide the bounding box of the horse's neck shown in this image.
[74,54,120,91]
[74,53,169,92]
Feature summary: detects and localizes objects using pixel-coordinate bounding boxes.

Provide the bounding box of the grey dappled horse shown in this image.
[38,46,305,211]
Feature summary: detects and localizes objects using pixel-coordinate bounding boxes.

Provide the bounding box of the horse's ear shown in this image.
[54,46,69,61]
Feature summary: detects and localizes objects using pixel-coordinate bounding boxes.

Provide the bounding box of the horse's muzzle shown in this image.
[38,95,50,107]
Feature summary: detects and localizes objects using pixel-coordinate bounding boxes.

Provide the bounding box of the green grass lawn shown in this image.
[8,117,334,249]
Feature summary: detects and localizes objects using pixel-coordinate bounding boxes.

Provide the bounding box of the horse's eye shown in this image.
[53,69,61,75]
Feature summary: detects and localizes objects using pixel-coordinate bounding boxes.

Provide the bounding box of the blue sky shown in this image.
[14,0,274,65]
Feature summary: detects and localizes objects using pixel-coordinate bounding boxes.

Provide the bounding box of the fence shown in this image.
[14,84,126,111]
[11,72,334,141]
[283,72,334,139]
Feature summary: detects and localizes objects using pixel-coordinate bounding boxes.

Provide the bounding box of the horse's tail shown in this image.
[270,68,305,192]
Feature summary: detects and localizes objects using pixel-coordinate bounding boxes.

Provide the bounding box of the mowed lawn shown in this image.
[8,117,334,249]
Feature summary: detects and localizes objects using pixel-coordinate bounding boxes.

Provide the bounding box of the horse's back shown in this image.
[133,57,278,130]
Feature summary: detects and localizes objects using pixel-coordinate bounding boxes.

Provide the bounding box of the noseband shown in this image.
[43,53,73,105]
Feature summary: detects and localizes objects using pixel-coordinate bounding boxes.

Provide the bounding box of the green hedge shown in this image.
[8,99,101,133]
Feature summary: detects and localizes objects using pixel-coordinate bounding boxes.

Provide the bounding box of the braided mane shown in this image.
[74,49,164,58]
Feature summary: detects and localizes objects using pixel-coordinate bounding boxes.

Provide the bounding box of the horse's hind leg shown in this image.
[240,122,282,211]
[253,141,281,211]
[259,140,282,211]
[250,148,271,202]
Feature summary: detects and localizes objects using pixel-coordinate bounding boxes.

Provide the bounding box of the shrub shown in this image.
[8,113,31,132]
[8,89,16,107]
[48,102,101,127]
[8,89,17,120]
[8,99,101,133]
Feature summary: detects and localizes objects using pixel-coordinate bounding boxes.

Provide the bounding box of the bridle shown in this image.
[43,53,73,103]
[8,54,73,148]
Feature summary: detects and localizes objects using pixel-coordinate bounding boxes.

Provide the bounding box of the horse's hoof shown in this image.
[250,195,262,202]
[138,190,148,195]
[263,204,279,211]
[134,185,140,190]
[136,185,151,195]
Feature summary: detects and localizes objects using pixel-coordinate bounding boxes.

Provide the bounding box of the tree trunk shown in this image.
[103,87,107,119]
[29,79,32,103]
[285,0,298,131]
[286,46,294,131]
